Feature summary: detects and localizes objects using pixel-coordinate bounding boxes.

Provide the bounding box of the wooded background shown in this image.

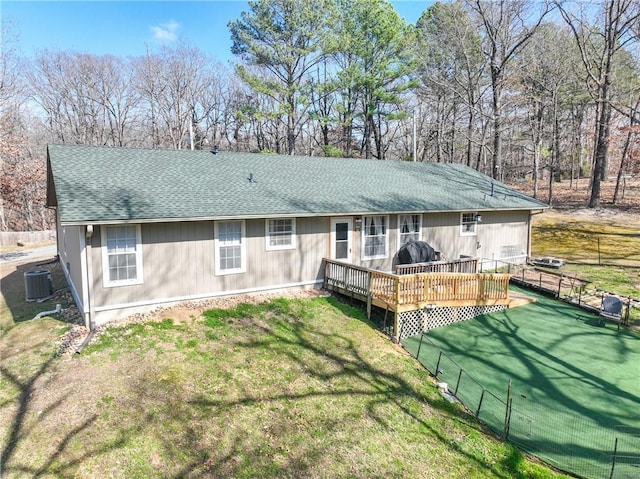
[2,0,639,231]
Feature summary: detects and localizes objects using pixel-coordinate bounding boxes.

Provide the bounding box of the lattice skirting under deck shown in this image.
[398,305,507,339]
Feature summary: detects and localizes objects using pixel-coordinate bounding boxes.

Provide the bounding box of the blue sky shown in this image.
[3,1,432,65]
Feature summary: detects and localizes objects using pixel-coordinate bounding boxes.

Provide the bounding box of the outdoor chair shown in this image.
[599,295,623,330]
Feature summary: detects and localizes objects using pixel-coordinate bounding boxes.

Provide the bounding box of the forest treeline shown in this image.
[1,0,639,231]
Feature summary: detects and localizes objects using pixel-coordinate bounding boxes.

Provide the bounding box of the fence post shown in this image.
[416,333,425,360]
[476,389,486,417]
[609,437,618,479]
[504,379,512,440]
[435,351,443,378]
[625,297,631,325]
[505,397,513,440]
[454,368,463,396]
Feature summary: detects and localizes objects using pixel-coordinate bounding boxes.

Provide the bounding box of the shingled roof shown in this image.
[47,144,548,225]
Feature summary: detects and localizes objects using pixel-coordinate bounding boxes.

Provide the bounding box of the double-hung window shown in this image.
[215,220,246,275]
[362,215,388,259]
[265,218,296,251]
[461,212,478,236]
[101,225,143,287]
[399,214,421,246]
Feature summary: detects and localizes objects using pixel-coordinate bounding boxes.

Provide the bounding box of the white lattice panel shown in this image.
[399,309,424,338]
[398,304,507,339]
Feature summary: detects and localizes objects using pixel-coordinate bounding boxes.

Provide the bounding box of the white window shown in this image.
[399,214,422,247]
[101,224,143,287]
[215,220,246,275]
[362,215,388,260]
[265,218,296,251]
[461,212,478,236]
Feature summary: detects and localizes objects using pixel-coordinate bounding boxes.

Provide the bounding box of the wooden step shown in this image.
[508,293,537,308]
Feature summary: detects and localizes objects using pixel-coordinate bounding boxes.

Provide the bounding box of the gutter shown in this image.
[527,209,546,260]
[58,206,552,227]
[85,225,96,330]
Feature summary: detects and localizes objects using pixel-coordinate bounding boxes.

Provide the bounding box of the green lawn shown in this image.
[403,289,640,479]
[0,296,568,478]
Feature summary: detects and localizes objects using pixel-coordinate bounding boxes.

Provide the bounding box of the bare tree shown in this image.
[28,51,139,146]
[415,0,487,167]
[466,0,551,180]
[558,0,640,207]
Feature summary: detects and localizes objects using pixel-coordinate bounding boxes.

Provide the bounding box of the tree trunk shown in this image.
[466,106,474,167]
[491,66,502,180]
[590,88,611,208]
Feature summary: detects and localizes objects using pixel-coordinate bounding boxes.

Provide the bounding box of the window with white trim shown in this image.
[362,215,388,259]
[399,214,421,246]
[265,218,296,251]
[215,220,246,275]
[461,212,478,236]
[101,225,143,287]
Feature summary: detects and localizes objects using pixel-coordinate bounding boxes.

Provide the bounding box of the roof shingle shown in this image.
[47,144,548,224]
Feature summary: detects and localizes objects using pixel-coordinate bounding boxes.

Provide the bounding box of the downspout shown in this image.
[528,210,545,261]
[32,304,62,320]
[85,225,95,330]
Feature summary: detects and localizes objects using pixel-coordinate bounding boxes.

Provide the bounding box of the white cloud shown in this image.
[150,20,180,42]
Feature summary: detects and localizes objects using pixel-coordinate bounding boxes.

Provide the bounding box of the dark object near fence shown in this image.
[530,257,564,268]
[397,241,437,265]
[599,295,623,329]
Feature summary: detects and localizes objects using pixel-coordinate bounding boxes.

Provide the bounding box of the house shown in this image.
[46,144,548,329]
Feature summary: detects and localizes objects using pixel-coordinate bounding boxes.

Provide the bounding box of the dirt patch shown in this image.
[55,288,331,356]
[510,177,640,218]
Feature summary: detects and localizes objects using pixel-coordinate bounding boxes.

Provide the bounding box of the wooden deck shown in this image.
[323,259,521,340]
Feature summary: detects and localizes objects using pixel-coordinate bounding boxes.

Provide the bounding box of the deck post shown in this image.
[393,277,401,342]
[393,310,400,343]
[366,272,372,320]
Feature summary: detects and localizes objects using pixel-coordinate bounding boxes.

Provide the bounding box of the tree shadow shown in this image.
[406,295,640,477]
[178,298,541,479]
[0,296,563,478]
[1,257,73,326]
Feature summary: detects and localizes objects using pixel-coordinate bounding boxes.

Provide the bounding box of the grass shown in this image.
[531,210,640,296]
[0,258,74,333]
[0,297,569,478]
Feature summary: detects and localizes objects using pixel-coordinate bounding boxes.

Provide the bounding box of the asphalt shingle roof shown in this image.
[47,144,548,224]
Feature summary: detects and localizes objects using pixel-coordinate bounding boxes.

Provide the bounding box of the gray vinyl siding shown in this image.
[476,210,530,260]
[86,211,530,323]
[91,218,329,312]
[422,211,529,262]
[58,224,85,310]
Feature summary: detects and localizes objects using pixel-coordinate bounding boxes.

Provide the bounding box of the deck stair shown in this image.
[323,258,531,341]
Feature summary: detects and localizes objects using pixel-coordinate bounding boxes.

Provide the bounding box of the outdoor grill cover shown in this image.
[397,241,437,265]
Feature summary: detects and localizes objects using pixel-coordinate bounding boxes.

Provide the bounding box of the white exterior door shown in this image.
[331,218,352,262]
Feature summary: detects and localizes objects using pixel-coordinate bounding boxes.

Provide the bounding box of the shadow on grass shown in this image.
[0,323,136,478]
[0,296,563,478]
[0,256,71,327]
[178,297,544,479]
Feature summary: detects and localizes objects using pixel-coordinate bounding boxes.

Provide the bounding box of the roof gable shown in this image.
[47,144,548,224]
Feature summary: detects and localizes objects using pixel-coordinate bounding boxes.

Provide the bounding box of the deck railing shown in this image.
[395,257,478,275]
[324,259,510,309]
[324,260,371,297]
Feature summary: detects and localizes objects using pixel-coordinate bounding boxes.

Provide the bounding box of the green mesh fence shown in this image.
[402,334,640,479]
